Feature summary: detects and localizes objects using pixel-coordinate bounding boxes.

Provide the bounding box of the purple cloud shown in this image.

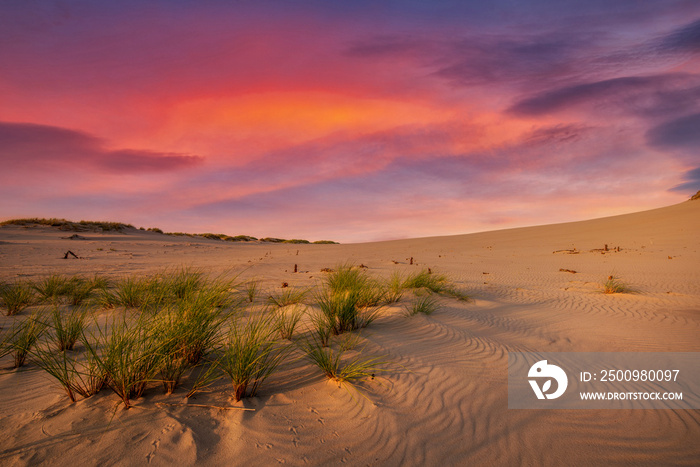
[508,74,700,118]
[656,18,700,53]
[0,121,203,173]
[669,166,700,193]
[646,112,700,150]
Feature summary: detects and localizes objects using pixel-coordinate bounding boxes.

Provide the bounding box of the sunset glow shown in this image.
[1,1,699,242]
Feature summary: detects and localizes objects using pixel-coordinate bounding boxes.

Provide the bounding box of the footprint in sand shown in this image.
[146,423,176,462]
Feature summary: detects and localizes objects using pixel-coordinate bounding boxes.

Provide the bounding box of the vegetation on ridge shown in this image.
[1,218,338,244]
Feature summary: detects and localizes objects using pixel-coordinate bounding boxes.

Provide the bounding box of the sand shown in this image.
[0,200,698,466]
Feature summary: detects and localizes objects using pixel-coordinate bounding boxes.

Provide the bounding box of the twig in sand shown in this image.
[156,402,255,411]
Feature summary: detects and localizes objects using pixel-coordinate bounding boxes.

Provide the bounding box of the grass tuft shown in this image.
[405,295,440,316]
[300,334,385,385]
[401,269,469,301]
[82,314,164,408]
[219,315,290,401]
[31,343,107,402]
[314,265,385,336]
[50,306,88,351]
[244,280,260,303]
[8,315,46,367]
[268,287,309,307]
[1,281,35,315]
[602,275,633,294]
[384,271,404,304]
[274,305,305,340]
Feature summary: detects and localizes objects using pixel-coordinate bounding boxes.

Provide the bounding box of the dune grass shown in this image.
[218,315,291,401]
[8,315,46,368]
[401,269,469,301]
[308,310,333,347]
[405,295,440,316]
[1,281,35,316]
[98,276,150,309]
[33,275,69,304]
[0,323,21,359]
[32,275,108,306]
[152,295,231,394]
[50,306,88,351]
[31,342,106,402]
[1,264,474,407]
[602,275,633,294]
[268,287,309,308]
[82,314,165,409]
[274,305,305,340]
[315,265,385,336]
[300,334,385,385]
[244,279,260,303]
[384,271,405,304]
[163,267,205,301]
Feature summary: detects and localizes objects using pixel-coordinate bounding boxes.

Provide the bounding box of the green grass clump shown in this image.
[401,269,469,301]
[162,294,231,365]
[315,287,382,335]
[314,265,385,335]
[406,295,440,316]
[218,315,290,401]
[243,280,260,303]
[163,268,205,301]
[64,277,97,306]
[1,281,35,315]
[300,334,385,385]
[308,311,333,347]
[274,305,305,340]
[31,343,106,402]
[82,314,164,409]
[384,271,405,304]
[0,324,21,359]
[8,315,46,367]
[33,275,107,306]
[99,276,149,309]
[50,306,88,351]
[402,270,449,293]
[268,287,309,307]
[602,275,633,294]
[33,275,70,304]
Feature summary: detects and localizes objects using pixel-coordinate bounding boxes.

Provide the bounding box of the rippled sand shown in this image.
[1,200,698,466]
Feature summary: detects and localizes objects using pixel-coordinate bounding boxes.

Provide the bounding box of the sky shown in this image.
[1,0,699,243]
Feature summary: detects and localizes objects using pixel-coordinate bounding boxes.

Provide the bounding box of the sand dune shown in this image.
[0,200,698,466]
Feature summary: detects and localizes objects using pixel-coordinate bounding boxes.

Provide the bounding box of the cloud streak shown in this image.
[0,122,203,174]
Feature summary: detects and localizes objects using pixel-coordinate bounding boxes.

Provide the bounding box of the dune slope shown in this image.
[0,200,698,466]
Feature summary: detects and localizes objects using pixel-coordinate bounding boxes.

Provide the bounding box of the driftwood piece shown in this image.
[63,250,80,259]
[61,234,86,240]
